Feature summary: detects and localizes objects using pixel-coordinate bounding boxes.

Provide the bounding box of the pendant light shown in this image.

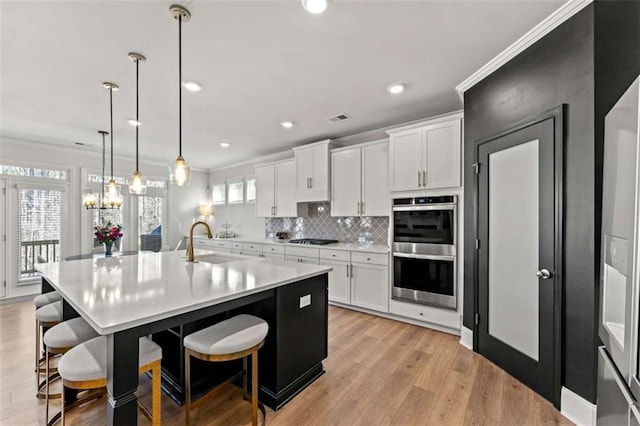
[169,4,192,186]
[83,131,121,211]
[128,52,147,195]
[103,82,123,208]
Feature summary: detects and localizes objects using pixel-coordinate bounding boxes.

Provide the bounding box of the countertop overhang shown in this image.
[36,250,331,335]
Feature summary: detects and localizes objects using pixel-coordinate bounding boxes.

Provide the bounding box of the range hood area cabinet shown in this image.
[331,140,389,217]
[255,160,307,218]
[386,114,462,192]
[293,140,331,202]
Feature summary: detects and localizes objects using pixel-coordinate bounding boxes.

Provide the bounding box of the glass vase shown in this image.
[104,241,114,257]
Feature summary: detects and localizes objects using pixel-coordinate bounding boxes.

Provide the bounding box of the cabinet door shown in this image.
[331,148,361,217]
[255,165,275,217]
[275,161,296,217]
[424,119,461,189]
[320,259,351,304]
[351,263,389,312]
[389,128,424,191]
[295,147,314,194]
[361,142,389,216]
[310,145,329,195]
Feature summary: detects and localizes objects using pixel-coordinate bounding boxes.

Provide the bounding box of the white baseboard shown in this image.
[561,387,596,426]
[459,325,473,350]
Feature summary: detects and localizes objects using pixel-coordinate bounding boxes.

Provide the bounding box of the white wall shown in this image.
[0,136,207,298]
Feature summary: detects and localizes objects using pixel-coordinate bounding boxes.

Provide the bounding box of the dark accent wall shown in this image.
[463,0,640,404]
[463,6,596,401]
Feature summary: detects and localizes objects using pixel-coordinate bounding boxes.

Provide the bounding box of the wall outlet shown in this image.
[299,294,311,308]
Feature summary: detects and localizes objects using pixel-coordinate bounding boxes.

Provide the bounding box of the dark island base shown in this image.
[152,274,329,411]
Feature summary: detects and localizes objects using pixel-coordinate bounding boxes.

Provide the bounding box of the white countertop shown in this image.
[37,250,331,335]
[193,235,389,254]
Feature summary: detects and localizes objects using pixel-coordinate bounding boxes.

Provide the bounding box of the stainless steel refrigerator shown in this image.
[598,75,640,425]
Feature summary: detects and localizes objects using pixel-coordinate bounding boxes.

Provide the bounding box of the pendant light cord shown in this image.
[109,87,114,180]
[135,59,140,171]
[178,14,182,157]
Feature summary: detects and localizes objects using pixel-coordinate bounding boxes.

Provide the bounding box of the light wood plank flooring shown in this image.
[0,300,573,425]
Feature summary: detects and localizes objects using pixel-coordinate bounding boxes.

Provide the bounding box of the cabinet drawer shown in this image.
[263,252,285,261]
[351,252,388,266]
[263,244,285,255]
[285,255,318,265]
[319,249,350,262]
[211,240,233,250]
[232,242,243,249]
[285,246,319,259]
[192,239,211,250]
[242,242,263,252]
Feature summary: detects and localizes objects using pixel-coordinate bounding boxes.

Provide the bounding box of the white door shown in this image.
[331,148,361,217]
[275,161,296,217]
[351,263,389,312]
[295,147,314,194]
[424,120,461,189]
[321,259,351,304]
[361,142,389,216]
[389,128,423,191]
[0,179,5,298]
[255,165,275,217]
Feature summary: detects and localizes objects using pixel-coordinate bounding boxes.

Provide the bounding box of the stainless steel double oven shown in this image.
[392,195,457,309]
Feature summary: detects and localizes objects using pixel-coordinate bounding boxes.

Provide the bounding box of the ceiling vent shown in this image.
[328,113,350,123]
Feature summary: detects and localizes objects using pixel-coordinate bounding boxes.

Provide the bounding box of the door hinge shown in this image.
[475,239,480,250]
[475,313,479,325]
[473,162,481,174]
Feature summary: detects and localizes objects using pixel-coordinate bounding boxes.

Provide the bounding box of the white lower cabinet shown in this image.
[262,252,285,261]
[320,259,351,305]
[351,263,389,312]
[285,255,318,264]
[320,250,389,313]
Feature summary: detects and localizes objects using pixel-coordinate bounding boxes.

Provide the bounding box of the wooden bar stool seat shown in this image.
[35,301,62,398]
[183,314,269,426]
[42,317,100,425]
[57,336,162,426]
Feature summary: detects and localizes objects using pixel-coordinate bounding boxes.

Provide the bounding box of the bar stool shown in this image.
[35,301,62,398]
[183,314,269,426]
[57,336,162,426]
[34,292,61,374]
[43,317,100,425]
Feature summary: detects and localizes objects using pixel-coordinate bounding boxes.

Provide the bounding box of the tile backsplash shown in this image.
[265,203,389,244]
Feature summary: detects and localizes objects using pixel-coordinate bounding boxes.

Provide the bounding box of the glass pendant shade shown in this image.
[170,155,191,186]
[104,178,123,208]
[129,170,147,195]
[83,190,99,209]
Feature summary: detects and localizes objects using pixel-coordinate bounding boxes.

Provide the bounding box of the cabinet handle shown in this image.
[350,264,354,278]
[274,206,277,216]
[346,264,349,277]
[423,170,426,186]
[418,171,421,187]
[309,177,313,188]
[361,202,364,215]
[306,177,310,189]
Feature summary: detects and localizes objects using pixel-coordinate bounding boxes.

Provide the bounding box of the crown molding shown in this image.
[456,0,593,98]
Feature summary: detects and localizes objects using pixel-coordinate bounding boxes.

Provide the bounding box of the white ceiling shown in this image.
[1,0,564,170]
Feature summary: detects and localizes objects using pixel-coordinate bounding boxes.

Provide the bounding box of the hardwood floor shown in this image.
[0,300,573,425]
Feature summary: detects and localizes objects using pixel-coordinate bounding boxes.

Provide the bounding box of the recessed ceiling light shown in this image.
[127,119,142,126]
[182,81,202,92]
[301,0,329,14]
[220,142,230,148]
[280,121,294,129]
[387,83,405,95]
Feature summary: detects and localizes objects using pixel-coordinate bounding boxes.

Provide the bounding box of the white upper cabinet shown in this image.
[331,140,389,217]
[293,140,331,202]
[387,114,462,192]
[255,160,303,218]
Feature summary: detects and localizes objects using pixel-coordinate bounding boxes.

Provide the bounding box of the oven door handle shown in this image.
[392,205,456,212]
[393,252,455,262]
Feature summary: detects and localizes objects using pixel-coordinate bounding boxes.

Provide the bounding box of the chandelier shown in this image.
[83,130,122,209]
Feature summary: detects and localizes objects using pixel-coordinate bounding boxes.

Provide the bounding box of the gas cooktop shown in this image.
[288,238,339,245]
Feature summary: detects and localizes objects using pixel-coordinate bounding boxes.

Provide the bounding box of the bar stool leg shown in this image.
[185,350,192,426]
[35,318,40,375]
[61,385,66,426]
[243,357,249,399]
[252,350,258,426]
[152,362,161,426]
[45,348,50,422]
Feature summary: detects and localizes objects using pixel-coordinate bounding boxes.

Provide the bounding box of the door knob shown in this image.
[536,269,553,279]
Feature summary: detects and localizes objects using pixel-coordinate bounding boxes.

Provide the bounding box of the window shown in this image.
[16,187,63,281]
[1,165,67,180]
[245,175,256,204]
[227,177,244,205]
[212,180,226,205]
[139,196,164,252]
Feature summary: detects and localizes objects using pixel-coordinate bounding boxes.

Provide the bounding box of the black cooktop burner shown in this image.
[288,238,339,245]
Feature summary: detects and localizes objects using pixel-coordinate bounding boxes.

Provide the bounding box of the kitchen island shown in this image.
[37,250,331,425]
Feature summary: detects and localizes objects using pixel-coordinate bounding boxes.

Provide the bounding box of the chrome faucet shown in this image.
[186,221,213,262]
